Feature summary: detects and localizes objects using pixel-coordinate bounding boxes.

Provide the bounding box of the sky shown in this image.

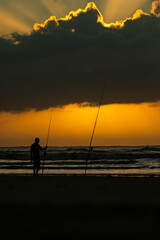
[0,0,153,35]
[1,0,160,146]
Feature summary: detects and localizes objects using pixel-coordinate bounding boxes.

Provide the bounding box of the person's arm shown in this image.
[39,145,48,151]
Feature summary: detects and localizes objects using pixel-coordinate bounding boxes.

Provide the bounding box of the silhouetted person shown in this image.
[30,138,48,175]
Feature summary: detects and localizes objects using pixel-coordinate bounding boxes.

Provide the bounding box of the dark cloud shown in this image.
[1,2,160,112]
[33,2,104,34]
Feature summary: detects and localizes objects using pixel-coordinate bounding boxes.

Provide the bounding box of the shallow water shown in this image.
[0,146,160,175]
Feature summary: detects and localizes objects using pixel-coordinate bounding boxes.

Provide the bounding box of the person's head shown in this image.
[35,138,40,143]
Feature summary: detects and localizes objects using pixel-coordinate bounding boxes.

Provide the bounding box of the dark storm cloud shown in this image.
[1,1,160,112]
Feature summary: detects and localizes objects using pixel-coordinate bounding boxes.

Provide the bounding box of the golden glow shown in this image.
[33,2,100,31]
[40,0,80,18]
[1,102,160,146]
[105,9,149,29]
[151,0,160,17]
[33,16,59,31]
[0,8,31,35]
[0,1,157,35]
[33,2,150,32]
[104,0,148,22]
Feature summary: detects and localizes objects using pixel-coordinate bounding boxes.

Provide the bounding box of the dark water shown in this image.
[0,146,160,175]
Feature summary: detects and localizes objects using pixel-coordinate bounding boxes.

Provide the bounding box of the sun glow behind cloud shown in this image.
[0,8,31,35]
[0,0,152,35]
[32,1,155,36]
[1,1,160,146]
[33,2,150,31]
[1,103,160,146]
[40,0,82,18]
[40,0,151,23]
[104,0,149,22]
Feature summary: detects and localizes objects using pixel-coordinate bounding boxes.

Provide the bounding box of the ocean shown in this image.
[1,146,160,176]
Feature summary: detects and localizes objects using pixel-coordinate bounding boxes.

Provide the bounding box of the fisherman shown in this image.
[30,138,48,176]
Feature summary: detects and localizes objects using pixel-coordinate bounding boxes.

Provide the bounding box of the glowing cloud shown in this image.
[104,0,148,22]
[1,2,160,112]
[33,2,105,33]
[104,9,149,29]
[151,0,160,17]
[33,2,150,32]
[34,16,59,31]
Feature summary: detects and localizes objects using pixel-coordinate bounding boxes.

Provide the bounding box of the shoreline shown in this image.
[1,173,160,177]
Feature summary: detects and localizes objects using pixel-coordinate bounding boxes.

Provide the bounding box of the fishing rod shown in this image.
[85,84,106,175]
[42,108,53,175]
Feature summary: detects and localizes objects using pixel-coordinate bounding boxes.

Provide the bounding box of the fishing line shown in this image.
[42,108,53,175]
[85,84,106,175]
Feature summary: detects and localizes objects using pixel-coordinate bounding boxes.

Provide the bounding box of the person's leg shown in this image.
[36,159,40,175]
[33,160,36,176]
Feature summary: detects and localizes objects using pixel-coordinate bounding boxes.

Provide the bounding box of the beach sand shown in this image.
[1,175,160,239]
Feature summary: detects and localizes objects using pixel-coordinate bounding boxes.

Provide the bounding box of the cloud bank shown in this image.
[1,1,160,111]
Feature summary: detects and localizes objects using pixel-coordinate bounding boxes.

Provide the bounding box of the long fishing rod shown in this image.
[42,108,53,175]
[85,84,106,175]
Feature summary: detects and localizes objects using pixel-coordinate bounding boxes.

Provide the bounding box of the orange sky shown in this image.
[1,102,160,146]
[0,2,160,147]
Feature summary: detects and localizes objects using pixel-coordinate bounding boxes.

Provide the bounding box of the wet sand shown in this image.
[1,175,160,239]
